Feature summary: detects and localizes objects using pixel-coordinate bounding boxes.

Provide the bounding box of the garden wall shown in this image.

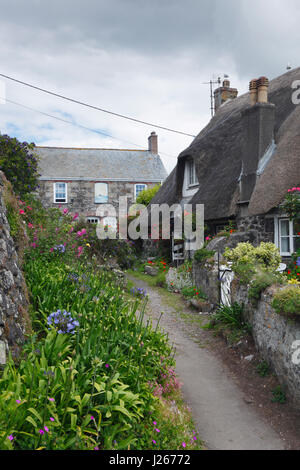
[0,171,30,364]
[231,280,300,408]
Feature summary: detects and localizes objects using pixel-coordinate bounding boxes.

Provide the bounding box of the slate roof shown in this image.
[151,67,300,219]
[37,147,168,182]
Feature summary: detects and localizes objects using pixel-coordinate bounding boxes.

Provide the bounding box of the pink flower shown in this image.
[152,440,156,444]
[90,416,95,421]
[72,213,79,221]
[153,421,157,425]
[39,430,44,435]
[27,206,32,211]
[44,426,49,433]
[28,223,34,229]
[182,442,186,448]
[16,399,21,404]
[105,364,110,368]
[63,208,69,214]
[8,435,14,441]
[31,242,37,249]
[94,447,100,450]
[19,210,25,215]
[50,417,55,422]
[48,397,55,402]
[155,428,160,433]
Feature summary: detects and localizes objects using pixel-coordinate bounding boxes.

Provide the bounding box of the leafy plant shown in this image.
[210,303,251,333]
[272,286,300,318]
[271,386,287,404]
[280,187,300,220]
[248,272,282,304]
[194,248,215,264]
[256,360,271,378]
[0,134,40,196]
[136,184,161,206]
[181,286,207,300]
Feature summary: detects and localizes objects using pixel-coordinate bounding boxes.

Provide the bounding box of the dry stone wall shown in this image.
[0,171,29,364]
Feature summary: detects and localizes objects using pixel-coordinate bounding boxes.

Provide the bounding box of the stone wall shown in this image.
[236,215,275,244]
[0,171,30,364]
[38,180,157,218]
[231,281,300,408]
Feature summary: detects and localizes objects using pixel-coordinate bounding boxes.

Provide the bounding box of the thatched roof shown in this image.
[152,67,300,219]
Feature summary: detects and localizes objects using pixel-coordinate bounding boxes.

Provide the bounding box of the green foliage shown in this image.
[225,242,281,270]
[272,286,300,318]
[0,134,40,197]
[0,258,176,450]
[280,188,300,220]
[136,184,161,206]
[181,286,207,300]
[248,272,282,304]
[209,302,251,341]
[194,248,215,264]
[256,360,271,378]
[271,386,287,404]
[224,242,281,285]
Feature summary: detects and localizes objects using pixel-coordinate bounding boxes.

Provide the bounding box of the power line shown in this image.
[0,72,196,138]
[1,96,178,160]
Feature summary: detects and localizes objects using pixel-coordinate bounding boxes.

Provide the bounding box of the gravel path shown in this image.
[128,275,285,451]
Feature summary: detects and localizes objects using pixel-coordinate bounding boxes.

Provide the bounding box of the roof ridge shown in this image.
[36,146,149,151]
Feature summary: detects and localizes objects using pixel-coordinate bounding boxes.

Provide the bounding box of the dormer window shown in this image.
[187,159,198,187]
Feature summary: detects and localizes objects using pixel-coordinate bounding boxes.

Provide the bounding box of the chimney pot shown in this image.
[249,79,258,106]
[257,76,269,103]
[148,131,158,154]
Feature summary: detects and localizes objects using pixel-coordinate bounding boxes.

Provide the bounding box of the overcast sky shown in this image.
[0,0,299,173]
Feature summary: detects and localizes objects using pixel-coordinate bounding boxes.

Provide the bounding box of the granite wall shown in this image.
[0,171,30,364]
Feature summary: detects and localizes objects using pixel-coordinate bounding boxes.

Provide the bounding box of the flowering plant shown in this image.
[47,310,79,334]
[281,187,300,220]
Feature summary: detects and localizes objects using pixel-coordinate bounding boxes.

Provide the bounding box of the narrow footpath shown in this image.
[127,274,287,451]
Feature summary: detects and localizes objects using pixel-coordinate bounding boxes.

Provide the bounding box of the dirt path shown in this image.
[127,274,292,451]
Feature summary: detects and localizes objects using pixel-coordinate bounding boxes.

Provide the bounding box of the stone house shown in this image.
[151,68,300,260]
[36,132,167,228]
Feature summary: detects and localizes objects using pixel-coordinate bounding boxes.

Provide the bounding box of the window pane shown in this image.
[293,219,300,236]
[55,183,66,202]
[281,237,290,253]
[280,220,290,237]
[294,237,300,252]
[95,183,108,203]
[135,184,146,198]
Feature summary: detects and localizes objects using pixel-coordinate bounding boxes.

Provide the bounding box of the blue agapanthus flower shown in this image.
[47,310,79,334]
[297,257,300,267]
[54,244,66,253]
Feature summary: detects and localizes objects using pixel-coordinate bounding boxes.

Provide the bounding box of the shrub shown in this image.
[166,267,193,292]
[0,134,40,197]
[280,187,300,220]
[256,360,271,378]
[211,303,251,333]
[248,272,282,304]
[224,242,281,270]
[181,286,207,300]
[194,248,215,264]
[136,184,161,206]
[271,386,287,404]
[272,286,300,318]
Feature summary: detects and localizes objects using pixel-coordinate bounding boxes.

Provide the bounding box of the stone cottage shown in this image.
[36,132,167,228]
[150,68,300,260]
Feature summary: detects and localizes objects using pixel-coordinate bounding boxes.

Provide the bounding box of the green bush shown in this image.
[272,286,300,318]
[136,184,161,206]
[271,386,287,404]
[256,360,271,378]
[248,272,282,304]
[181,286,207,300]
[224,242,281,270]
[210,303,251,333]
[194,248,215,264]
[0,134,40,197]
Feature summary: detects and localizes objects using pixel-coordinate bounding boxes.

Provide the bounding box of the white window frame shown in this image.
[277,217,300,256]
[185,159,199,190]
[53,182,67,204]
[95,182,108,204]
[135,184,147,201]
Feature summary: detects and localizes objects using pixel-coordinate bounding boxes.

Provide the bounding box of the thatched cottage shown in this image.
[37,132,167,228]
[151,68,300,259]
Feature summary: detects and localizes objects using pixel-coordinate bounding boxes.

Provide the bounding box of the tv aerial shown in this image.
[202,74,229,117]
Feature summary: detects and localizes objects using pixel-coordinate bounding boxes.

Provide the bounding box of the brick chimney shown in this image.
[148,131,158,154]
[214,79,238,113]
[240,76,275,203]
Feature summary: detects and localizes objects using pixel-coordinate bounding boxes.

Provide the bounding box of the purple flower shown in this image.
[8,435,14,441]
